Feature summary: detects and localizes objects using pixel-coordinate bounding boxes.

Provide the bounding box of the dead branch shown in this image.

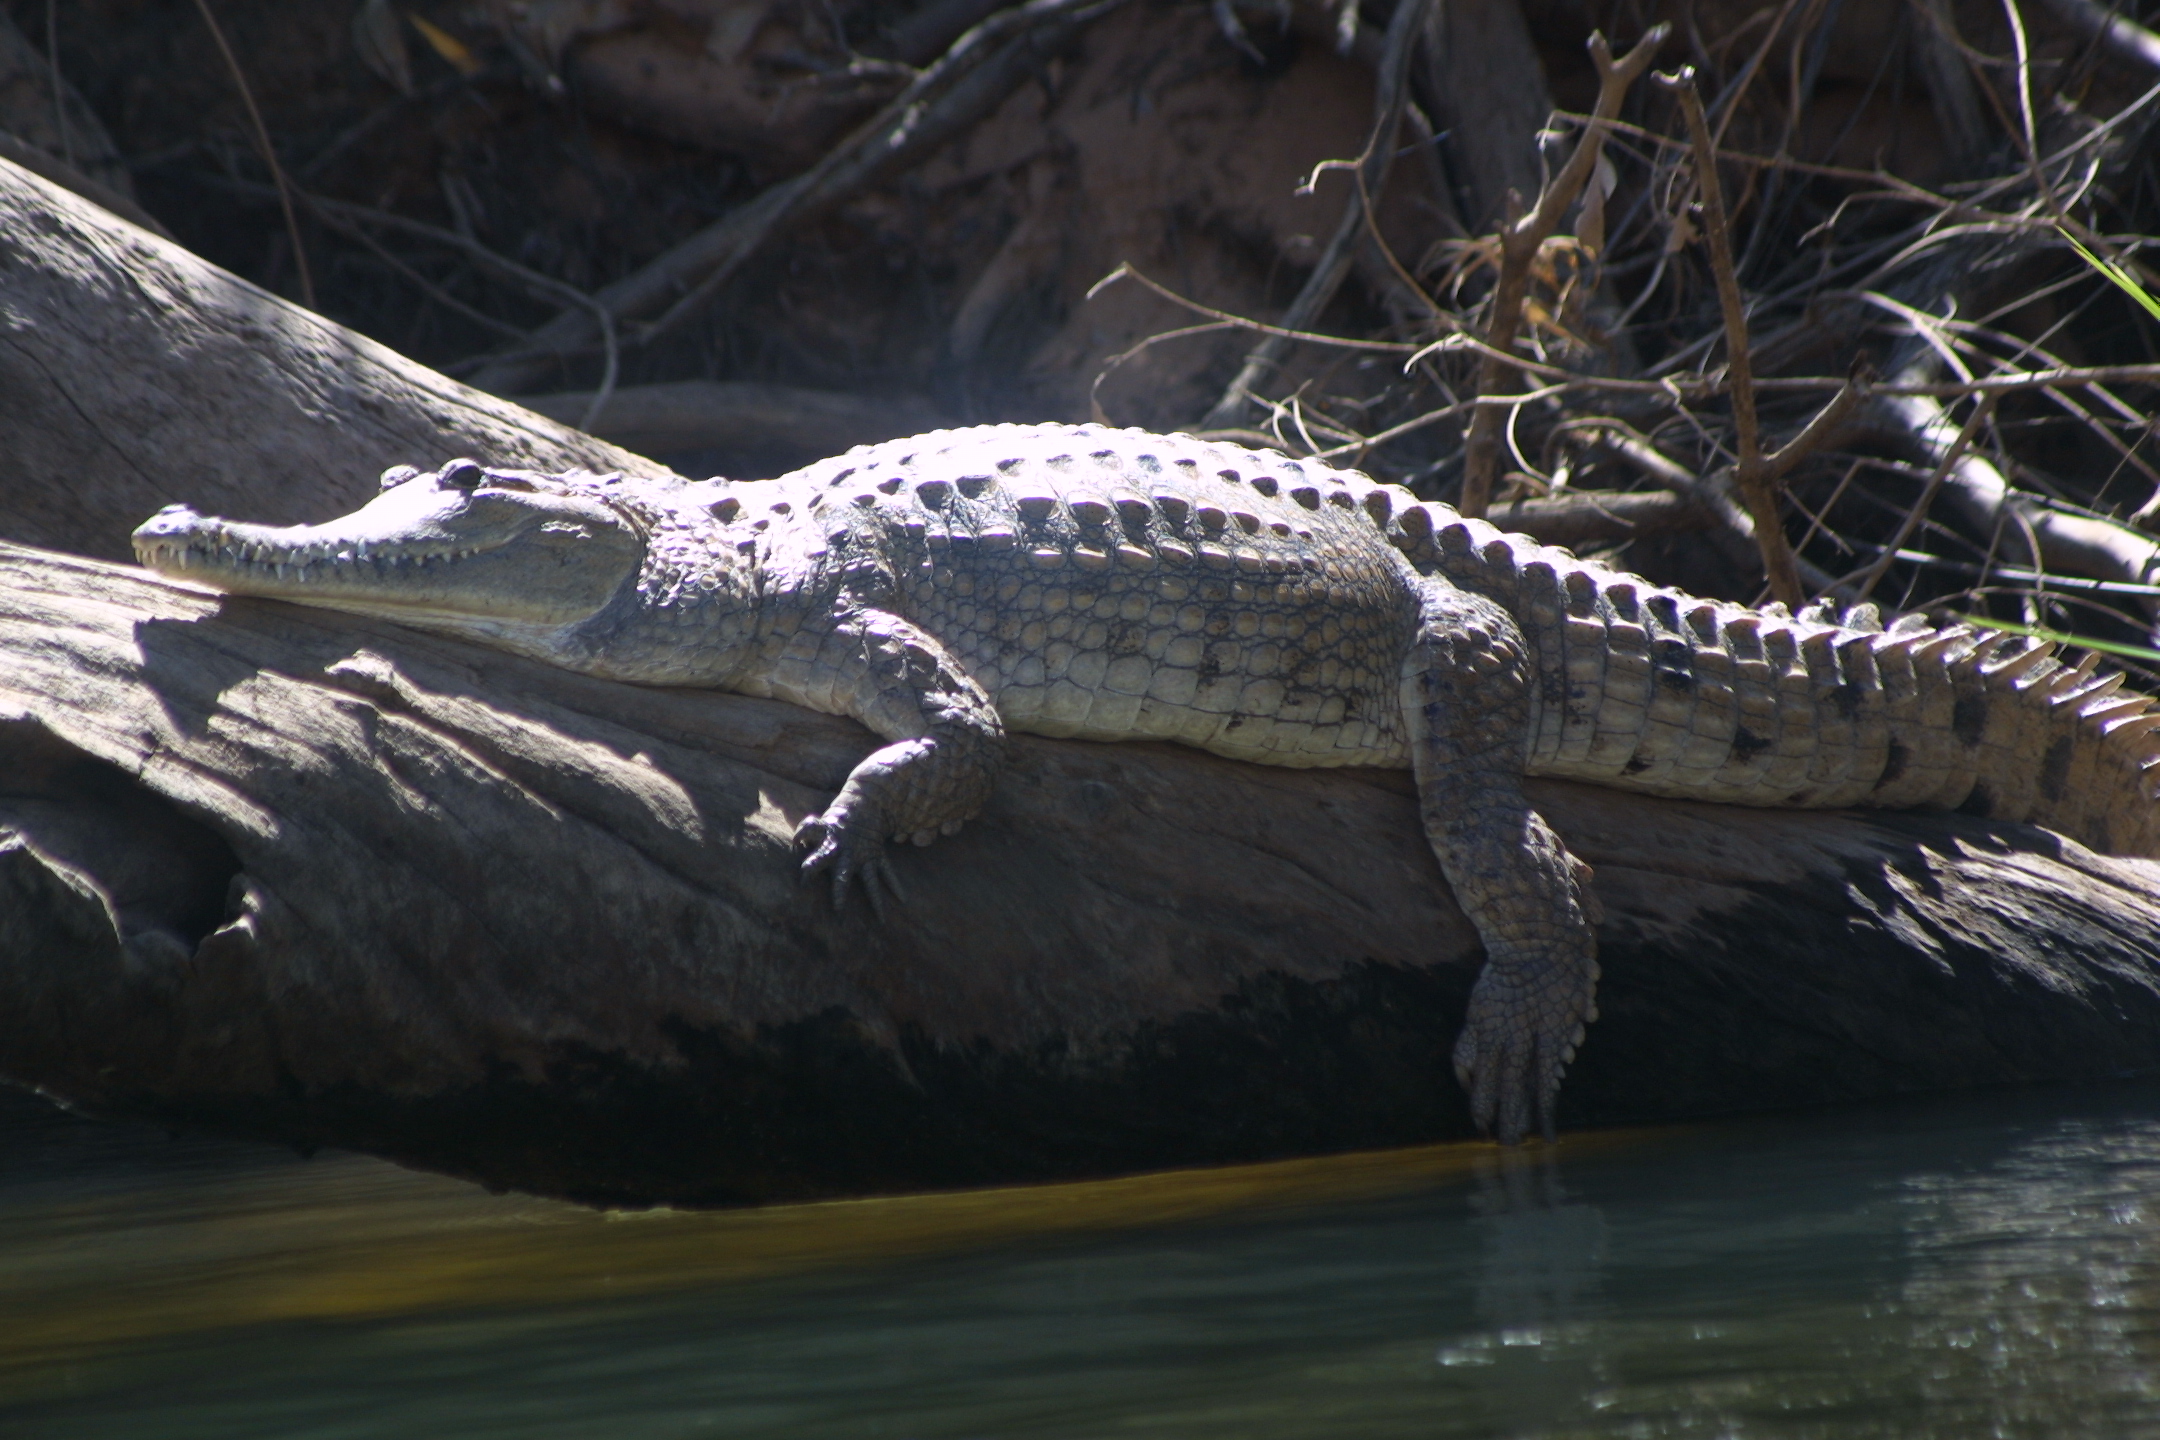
[1565,419,1846,594]
[1655,66,1879,610]
[463,0,1133,397]
[0,157,672,563]
[1457,24,1667,519]
[1196,0,1431,432]
[1492,487,1715,548]
[515,381,951,467]
[189,0,312,310]
[1848,396,1999,604]
[2036,0,2160,73]
[1860,387,2160,613]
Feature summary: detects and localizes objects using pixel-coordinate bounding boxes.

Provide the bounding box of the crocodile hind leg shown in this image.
[1403,583,1601,1143]
[793,604,1007,912]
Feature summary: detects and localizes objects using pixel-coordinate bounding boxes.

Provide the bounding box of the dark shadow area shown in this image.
[0,714,239,957]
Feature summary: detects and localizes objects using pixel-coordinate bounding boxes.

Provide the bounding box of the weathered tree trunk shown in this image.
[7,542,2160,1204]
[0,158,675,564]
[2,148,2160,1208]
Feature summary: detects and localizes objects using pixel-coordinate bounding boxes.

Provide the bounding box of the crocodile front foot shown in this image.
[794,802,907,918]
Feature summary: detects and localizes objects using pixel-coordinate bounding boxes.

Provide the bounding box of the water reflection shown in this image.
[1436,1152,1608,1428]
[6,1085,2160,1437]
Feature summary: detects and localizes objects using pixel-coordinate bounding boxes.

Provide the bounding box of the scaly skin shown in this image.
[131,425,2160,1142]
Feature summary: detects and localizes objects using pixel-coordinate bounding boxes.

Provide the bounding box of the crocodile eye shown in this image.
[379,464,424,492]
[438,459,485,490]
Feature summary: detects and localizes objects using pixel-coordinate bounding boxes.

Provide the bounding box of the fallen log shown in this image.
[0,157,675,564]
[4,540,2160,1205]
[2,126,2160,1207]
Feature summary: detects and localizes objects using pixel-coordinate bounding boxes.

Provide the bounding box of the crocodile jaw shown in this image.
[130,468,645,637]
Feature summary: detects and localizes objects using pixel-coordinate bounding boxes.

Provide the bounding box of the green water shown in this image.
[7,1083,2160,1438]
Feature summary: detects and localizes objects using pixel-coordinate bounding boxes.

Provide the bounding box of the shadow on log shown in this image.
[5,540,2160,1206]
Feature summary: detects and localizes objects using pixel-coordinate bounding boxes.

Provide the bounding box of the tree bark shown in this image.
[2,143,2160,1208]
[6,543,2160,1205]
[1417,0,1554,232]
[0,157,676,564]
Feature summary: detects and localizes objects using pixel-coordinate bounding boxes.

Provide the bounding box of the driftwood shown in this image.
[3,131,2160,1206]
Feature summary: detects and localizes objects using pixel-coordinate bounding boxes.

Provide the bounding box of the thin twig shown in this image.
[1458,24,1668,517]
[202,172,619,424]
[464,0,1131,395]
[190,0,314,310]
[308,206,526,339]
[2036,0,2160,72]
[43,0,70,169]
[1090,263,1420,353]
[1196,0,1431,430]
[1665,70,1761,466]
[1849,397,1999,603]
[1659,63,1809,606]
[1761,375,1868,484]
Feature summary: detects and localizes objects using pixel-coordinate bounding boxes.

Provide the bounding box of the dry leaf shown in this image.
[410,13,483,75]
[1576,153,1615,259]
[352,0,414,93]
[1666,207,1698,254]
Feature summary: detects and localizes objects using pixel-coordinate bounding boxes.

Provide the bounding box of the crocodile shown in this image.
[130,422,2160,1143]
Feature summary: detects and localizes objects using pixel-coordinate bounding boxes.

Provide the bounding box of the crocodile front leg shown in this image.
[1405,583,1601,1144]
[793,604,1007,911]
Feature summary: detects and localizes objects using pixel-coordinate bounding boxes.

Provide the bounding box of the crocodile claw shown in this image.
[1450,959,1591,1145]
[794,811,905,920]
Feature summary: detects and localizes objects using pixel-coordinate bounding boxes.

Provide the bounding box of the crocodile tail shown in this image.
[1383,501,2160,859]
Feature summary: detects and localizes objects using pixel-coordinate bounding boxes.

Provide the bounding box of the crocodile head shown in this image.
[131,460,648,645]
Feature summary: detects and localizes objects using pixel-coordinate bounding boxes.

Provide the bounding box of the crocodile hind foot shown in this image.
[1404,582,1602,1143]
[1447,836,1601,1142]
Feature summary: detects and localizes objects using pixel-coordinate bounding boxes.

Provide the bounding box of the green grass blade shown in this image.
[1959,613,2160,665]
[2060,228,2160,324]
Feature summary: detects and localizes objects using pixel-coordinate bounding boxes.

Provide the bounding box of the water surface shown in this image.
[6,1083,2160,1437]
